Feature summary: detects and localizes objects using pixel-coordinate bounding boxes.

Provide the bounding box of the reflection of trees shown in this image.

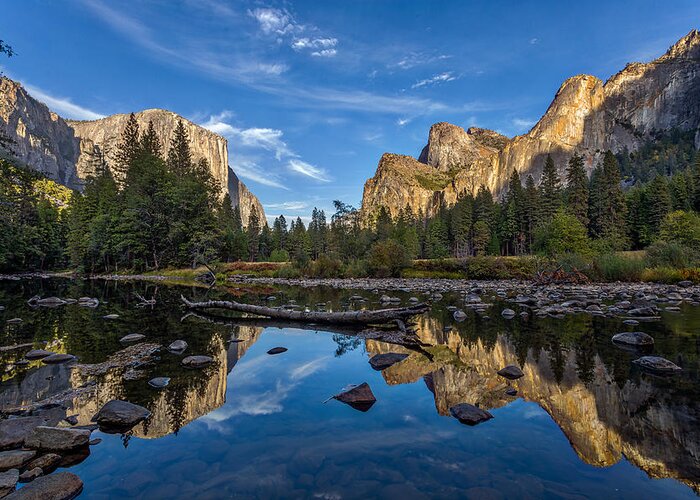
[332,334,361,357]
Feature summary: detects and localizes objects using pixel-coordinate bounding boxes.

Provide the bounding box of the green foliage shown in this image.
[304,254,344,278]
[367,239,409,277]
[645,241,700,268]
[414,171,450,191]
[269,249,290,262]
[658,210,700,247]
[539,154,561,221]
[534,209,591,257]
[589,253,645,282]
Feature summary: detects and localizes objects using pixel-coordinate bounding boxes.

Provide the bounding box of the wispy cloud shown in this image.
[396,117,411,126]
[288,159,331,182]
[250,7,338,57]
[411,71,457,89]
[529,37,539,45]
[232,158,288,189]
[23,83,104,120]
[264,201,308,211]
[248,7,298,36]
[512,117,536,131]
[391,52,451,70]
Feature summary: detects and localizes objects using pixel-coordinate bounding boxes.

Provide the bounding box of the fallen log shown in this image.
[180,295,429,325]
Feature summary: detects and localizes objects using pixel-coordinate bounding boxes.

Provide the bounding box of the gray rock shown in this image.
[92,400,151,431]
[148,377,170,389]
[182,355,213,368]
[24,427,90,451]
[368,353,408,370]
[34,297,66,307]
[0,469,18,496]
[453,310,467,322]
[501,308,516,319]
[41,354,76,365]
[168,340,188,352]
[5,471,83,499]
[25,454,61,473]
[612,331,654,346]
[102,314,119,320]
[632,356,682,374]
[0,417,47,451]
[18,467,42,483]
[505,387,518,396]
[119,334,145,343]
[627,307,657,317]
[6,319,22,324]
[24,350,54,361]
[449,403,493,426]
[678,280,693,288]
[0,450,36,472]
[122,368,146,381]
[497,365,524,380]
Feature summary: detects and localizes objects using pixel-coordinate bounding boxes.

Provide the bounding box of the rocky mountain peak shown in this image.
[418,121,501,173]
[661,28,700,60]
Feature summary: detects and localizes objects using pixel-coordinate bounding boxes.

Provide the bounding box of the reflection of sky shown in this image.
[66,328,697,499]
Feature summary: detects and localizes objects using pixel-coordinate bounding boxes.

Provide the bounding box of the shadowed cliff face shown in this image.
[365,315,700,492]
[0,78,265,225]
[362,29,700,219]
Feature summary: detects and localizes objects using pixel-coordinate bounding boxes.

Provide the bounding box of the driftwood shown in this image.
[533,266,590,285]
[180,295,430,325]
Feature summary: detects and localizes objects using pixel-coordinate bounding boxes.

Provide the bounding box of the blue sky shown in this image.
[2,1,699,223]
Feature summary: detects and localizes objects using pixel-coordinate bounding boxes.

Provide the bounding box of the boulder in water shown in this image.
[92,400,151,432]
[5,471,83,499]
[449,403,493,426]
[148,377,170,389]
[168,340,188,353]
[182,355,213,368]
[0,417,47,451]
[453,310,467,322]
[267,347,288,355]
[25,453,61,474]
[368,353,408,370]
[501,308,516,319]
[24,427,90,451]
[612,331,654,347]
[24,350,53,361]
[497,365,524,380]
[333,382,376,412]
[119,334,145,343]
[41,354,76,365]
[0,450,36,471]
[0,469,18,497]
[632,356,682,374]
[102,314,119,320]
[18,467,42,483]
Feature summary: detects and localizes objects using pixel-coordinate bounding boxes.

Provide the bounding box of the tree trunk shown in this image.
[180,295,430,325]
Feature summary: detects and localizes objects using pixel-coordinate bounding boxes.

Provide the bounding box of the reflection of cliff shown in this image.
[366,321,700,491]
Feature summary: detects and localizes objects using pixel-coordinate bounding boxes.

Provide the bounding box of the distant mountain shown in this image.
[362,29,700,219]
[0,78,265,224]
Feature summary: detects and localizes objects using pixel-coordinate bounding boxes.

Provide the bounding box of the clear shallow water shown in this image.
[0,279,699,498]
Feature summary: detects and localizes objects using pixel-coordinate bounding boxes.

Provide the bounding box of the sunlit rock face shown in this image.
[365,319,700,492]
[361,30,700,218]
[0,78,265,225]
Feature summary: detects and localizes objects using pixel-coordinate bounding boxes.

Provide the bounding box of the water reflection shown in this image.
[0,279,699,496]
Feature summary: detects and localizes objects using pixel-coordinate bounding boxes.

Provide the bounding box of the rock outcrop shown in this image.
[362,29,700,219]
[0,78,265,224]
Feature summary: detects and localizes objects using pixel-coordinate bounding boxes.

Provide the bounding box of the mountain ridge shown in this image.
[361,29,700,220]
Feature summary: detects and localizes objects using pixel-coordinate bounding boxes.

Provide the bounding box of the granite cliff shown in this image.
[0,78,265,224]
[362,29,700,219]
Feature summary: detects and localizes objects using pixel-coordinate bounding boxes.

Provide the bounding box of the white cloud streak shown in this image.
[411,72,457,89]
[287,159,331,182]
[23,84,104,120]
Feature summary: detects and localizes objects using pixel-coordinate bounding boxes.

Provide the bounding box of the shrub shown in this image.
[589,253,645,282]
[534,210,592,257]
[269,249,290,262]
[344,259,368,278]
[274,264,302,279]
[367,239,409,277]
[644,241,700,268]
[304,254,344,278]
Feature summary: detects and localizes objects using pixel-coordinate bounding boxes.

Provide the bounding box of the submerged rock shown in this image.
[182,355,213,368]
[505,387,518,396]
[632,356,682,374]
[168,340,188,352]
[449,403,493,426]
[119,334,145,343]
[368,353,408,370]
[612,332,654,347]
[6,319,22,324]
[501,308,516,319]
[148,377,170,389]
[497,365,524,380]
[333,382,377,412]
[41,354,76,365]
[267,347,287,355]
[0,450,36,471]
[24,350,54,361]
[5,471,83,499]
[92,400,151,431]
[102,314,119,320]
[24,427,90,451]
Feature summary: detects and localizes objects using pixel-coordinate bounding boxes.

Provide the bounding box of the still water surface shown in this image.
[0,279,698,498]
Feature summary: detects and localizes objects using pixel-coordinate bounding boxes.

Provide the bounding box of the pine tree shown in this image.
[539,154,561,221]
[247,207,261,261]
[523,174,539,250]
[272,215,288,251]
[451,195,473,257]
[589,151,628,247]
[374,206,393,242]
[167,120,193,175]
[140,121,162,159]
[647,175,672,236]
[565,153,589,226]
[114,113,140,188]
